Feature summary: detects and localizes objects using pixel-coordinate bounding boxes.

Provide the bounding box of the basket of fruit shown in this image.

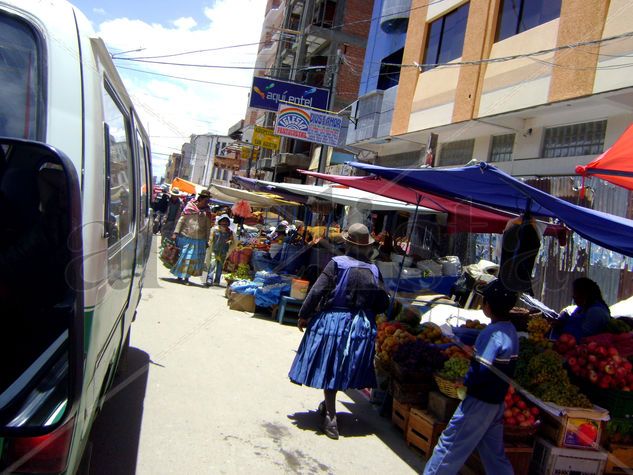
[434,356,470,399]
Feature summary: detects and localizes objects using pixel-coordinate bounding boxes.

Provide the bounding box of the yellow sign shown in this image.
[241,146,252,159]
[253,126,281,151]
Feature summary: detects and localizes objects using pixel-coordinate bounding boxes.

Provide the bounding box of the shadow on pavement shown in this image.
[88,347,150,475]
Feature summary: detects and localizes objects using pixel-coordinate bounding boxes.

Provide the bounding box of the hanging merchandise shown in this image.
[232,199,253,218]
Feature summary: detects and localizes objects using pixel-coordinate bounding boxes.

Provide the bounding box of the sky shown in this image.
[71,0,267,179]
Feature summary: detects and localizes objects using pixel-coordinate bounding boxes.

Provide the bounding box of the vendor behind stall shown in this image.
[553,277,611,340]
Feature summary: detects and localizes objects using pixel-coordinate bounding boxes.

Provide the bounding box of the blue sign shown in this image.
[249,76,330,112]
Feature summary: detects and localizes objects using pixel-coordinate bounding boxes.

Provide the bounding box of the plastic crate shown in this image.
[530,437,608,475]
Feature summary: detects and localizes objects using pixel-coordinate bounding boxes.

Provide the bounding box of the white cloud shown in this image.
[92,0,266,179]
[93,7,106,16]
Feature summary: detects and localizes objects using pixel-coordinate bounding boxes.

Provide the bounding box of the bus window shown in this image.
[0,12,44,140]
[136,130,149,221]
[103,85,134,247]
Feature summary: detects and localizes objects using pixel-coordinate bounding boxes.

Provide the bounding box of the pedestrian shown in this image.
[206,214,233,287]
[423,279,518,475]
[170,189,213,285]
[288,223,390,439]
[161,187,183,244]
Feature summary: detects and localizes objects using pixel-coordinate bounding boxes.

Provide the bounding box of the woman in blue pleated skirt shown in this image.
[289,223,389,439]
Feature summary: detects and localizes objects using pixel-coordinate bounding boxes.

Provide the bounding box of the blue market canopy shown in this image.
[349,161,633,258]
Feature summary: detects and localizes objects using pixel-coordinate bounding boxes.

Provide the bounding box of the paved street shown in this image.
[88,238,425,474]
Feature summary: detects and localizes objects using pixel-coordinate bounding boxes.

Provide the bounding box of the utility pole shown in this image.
[315,48,341,185]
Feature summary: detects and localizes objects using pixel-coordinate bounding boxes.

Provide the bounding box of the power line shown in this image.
[117,65,251,88]
[113,41,266,59]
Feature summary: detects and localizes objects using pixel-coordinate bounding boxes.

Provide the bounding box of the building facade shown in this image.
[245,0,374,182]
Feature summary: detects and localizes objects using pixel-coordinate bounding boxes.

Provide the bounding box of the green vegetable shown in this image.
[440,356,470,380]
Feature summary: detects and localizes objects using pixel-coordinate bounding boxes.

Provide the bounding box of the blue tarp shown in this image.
[350,161,633,258]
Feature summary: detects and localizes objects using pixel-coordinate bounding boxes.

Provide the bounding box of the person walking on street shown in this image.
[206,214,233,287]
[423,279,519,475]
[288,223,390,439]
[170,190,213,285]
[161,187,183,244]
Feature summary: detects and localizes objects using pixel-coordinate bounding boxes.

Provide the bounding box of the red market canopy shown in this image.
[576,123,633,191]
[301,170,514,234]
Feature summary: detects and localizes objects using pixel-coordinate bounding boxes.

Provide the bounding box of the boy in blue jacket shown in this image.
[423,279,519,475]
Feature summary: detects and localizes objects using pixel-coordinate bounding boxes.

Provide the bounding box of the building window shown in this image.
[496,0,561,42]
[489,134,515,163]
[377,48,404,90]
[542,120,607,158]
[422,2,470,71]
[439,139,475,166]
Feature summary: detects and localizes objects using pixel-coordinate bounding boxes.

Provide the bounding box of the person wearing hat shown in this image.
[423,279,519,475]
[205,214,233,287]
[159,187,184,243]
[170,189,213,284]
[288,223,390,440]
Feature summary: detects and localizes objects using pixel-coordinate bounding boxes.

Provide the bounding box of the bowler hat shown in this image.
[342,223,375,246]
[170,187,181,196]
[198,189,212,199]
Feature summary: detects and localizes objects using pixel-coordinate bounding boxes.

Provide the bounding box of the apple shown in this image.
[530,407,540,416]
[504,409,512,418]
[588,354,598,364]
[516,414,526,423]
[506,417,517,426]
[568,356,578,366]
[517,401,527,410]
[605,364,615,375]
[588,342,598,351]
[608,347,619,357]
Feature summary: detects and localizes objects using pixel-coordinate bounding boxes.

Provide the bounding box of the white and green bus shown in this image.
[0,1,152,472]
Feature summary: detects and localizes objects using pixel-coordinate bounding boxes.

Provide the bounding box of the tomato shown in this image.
[578,423,598,446]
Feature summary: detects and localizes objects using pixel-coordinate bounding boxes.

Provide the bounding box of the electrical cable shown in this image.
[117,65,252,88]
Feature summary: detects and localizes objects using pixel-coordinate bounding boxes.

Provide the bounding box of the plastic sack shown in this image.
[229,280,262,295]
[254,271,283,286]
[255,282,292,308]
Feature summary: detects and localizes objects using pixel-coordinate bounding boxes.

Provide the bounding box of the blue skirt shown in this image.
[170,236,206,278]
[288,310,377,390]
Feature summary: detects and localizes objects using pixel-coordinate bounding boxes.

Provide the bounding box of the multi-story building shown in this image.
[164,152,182,183]
[351,0,633,178]
[176,134,232,185]
[348,0,633,307]
[245,0,375,182]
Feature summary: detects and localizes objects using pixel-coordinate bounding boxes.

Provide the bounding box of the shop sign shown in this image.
[274,104,342,147]
[253,126,281,151]
[249,76,330,112]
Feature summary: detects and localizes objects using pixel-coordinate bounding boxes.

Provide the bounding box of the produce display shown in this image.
[606,418,633,445]
[442,345,471,360]
[606,318,632,334]
[417,323,452,345]
[460,319,486,330]
[516,339,592,408]
[392,340,447,375]
[564,340,633,390]
[396,305,422,331]
[376,322,416,364]
[504,386,540,428]
[438,356,470,381]
[224,263,252,281]
[527,315,552,347]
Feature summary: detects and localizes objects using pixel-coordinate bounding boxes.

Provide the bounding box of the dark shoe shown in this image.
[184,279,190,286]
[317,401,326,417]
[322,415,339,440]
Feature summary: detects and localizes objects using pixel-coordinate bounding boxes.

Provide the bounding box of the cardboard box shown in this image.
[540,405,609,450]
[228,293,256,312]
[530,437,607,475]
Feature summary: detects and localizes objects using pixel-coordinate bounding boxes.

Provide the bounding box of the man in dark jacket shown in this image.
[423,279,519,475]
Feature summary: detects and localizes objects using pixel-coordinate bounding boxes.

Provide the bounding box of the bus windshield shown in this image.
[0,12,43,140]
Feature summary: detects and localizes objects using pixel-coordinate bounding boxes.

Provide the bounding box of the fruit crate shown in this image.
[427,390,460,422]
[391,398,412,433]
[405,409,446,459]
[391,362,432,384]
[530,437,608,475]
[605,443,633,474]
[465,441,534,475]
[390,379,431,407]
[539,404,609,450]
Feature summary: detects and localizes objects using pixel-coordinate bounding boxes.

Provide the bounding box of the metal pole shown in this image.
[315,49,341,185]
[388,195,422,318]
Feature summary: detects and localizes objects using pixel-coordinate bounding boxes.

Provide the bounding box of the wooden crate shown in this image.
[465,442,534,475]
[605,444,633,474]
[390,379,431,407]
[427,390,460,423]
[406,409,447,459]
[392,399,411,433]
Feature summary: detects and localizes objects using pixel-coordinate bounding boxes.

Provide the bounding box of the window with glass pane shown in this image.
[439,139,475,166]
[103,87,134,247]
[496,0,561,42]
[0,14,43,140]
[542,120,607,158]
[422,3,470,71]
[136,131,149,221]
[490,134,515,162]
